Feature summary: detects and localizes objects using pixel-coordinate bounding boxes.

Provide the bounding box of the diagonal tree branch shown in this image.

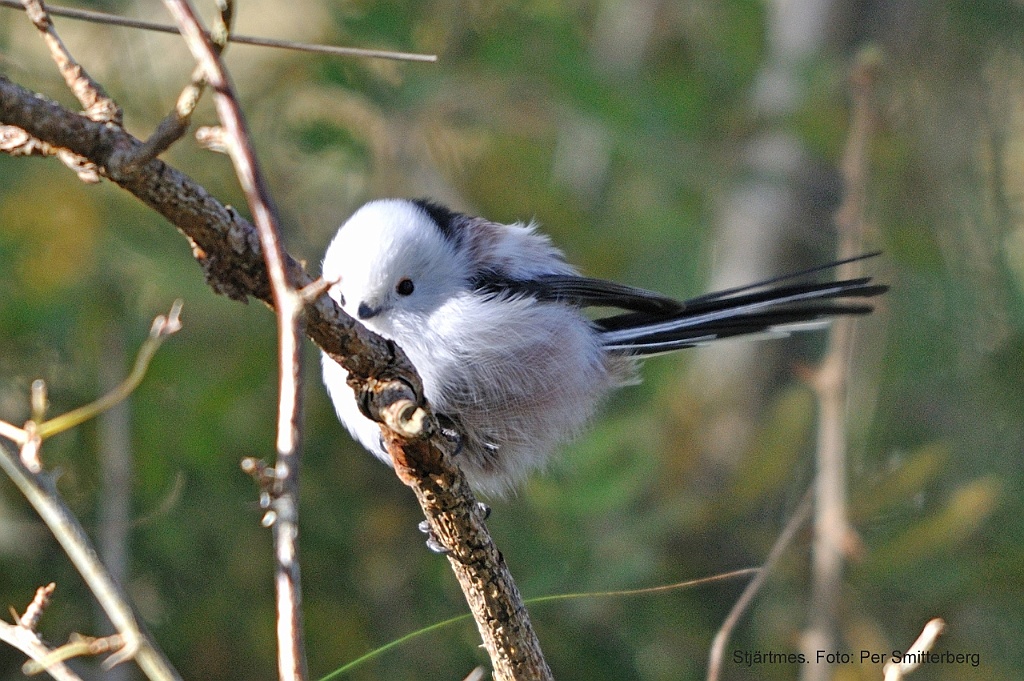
[0,71,552,680]
[0,75,390,375]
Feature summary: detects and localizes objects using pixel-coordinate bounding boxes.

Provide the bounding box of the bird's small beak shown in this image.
[357,301,381,320]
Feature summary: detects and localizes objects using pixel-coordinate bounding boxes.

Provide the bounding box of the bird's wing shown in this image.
[471,271,684,314]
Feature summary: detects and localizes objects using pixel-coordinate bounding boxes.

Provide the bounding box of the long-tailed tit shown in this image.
[321,199,885,496]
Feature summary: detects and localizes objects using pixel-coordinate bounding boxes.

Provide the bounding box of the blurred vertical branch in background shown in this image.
[687,0,845,466]
[801,50,879,681]
[97,322,132,681]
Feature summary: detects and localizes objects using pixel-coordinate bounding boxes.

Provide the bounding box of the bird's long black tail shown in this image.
[597,253,887,356]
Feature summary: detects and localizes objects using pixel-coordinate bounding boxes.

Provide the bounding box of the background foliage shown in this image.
[2,1,1022,679]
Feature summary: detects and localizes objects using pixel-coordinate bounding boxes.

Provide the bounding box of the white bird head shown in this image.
[322,199,468,336]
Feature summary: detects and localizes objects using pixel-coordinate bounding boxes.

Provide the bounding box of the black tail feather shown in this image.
[597,257,887,356]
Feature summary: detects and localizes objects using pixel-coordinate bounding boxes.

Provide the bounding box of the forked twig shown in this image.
[0,305,186,680]
[11,0,107,181]
[0,587,83,681]
[0,436,180,679]
[126,0,235,168]
[707,491,813,681]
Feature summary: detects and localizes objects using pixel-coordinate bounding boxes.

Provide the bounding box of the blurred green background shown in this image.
[1,1,1022,679]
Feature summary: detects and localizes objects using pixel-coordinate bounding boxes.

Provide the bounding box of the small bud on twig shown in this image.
[18,582,56,631]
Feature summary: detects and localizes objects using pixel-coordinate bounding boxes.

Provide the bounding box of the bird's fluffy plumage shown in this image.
[322,198,885,496]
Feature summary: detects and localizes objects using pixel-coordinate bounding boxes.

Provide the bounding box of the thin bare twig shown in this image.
[18,0,121,123]
[22,633,125,676]
[36,301,183,440]
[801,50,880,681]
[0,305,183,679]
[0,0,437,62]
[0,124,100,181]
[0,600,84,681]
[160,2,307,678]
[707,491,813,681]
[882,619,946,681]
[0,418,25,445]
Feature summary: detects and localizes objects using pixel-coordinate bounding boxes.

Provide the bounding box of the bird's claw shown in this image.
[418,519,450,554]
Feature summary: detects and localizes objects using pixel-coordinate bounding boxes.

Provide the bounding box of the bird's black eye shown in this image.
[396,278,415,296]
